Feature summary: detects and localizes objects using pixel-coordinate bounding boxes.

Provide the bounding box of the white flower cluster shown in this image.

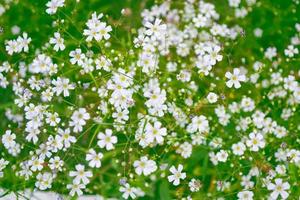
[83,12,112,42]
[46,0,65,15]
[5,33,31,55]
[0,0,299,199]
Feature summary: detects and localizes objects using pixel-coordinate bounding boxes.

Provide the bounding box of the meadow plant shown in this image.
[0,0,299,199]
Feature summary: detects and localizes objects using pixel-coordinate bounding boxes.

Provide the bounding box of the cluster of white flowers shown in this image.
[46,0,65,15]
[83,12,112,42]
[0,0,299,199]
[5,32,31,55]
[0,158,9,178]
[0,62,11,88]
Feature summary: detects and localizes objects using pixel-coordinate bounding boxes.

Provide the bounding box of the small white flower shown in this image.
[267,178,290,200]
[237,190,254,200]
[232,142,246,155]
[5,40,19,55]
[46,0,65,15]
[228,0,241,7]
[225,68,246,88]
[67,182,85,196]
[246,132,265,152]
[187,115,209,134]
[133,156,157,176]
[49,32,65,51]
[69,164,92,184]
[275,164,286,175]
[0,158,9,177]
[86,149,103,168]
[97,129,118,150]
[45,112,61,126]
[168,164,186,186]
[52,77,75,97]
[69,108,90,133]
[2,130,16,149]
[145,121,167,144]
[189,179,202,192]
[17,32,31,52]
[69,48,86,66]
[207,92,218,103]
[144,18,166,38]
[49,156,64,171]
[58,128,76,148]
[216,150,228,162]
[264,47,277,60]
[119,183,138,199]
[35,172,53,190]
[29,157,44,172]
[284,45,298,57]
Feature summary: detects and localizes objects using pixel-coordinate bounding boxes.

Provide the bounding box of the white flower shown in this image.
[232,142,246,155]
[86,149,103,168]
[0,158,9,177]
[112,108,129,122]
[225,68,246,88]
[5,40,20,55]
[284,45,298,57]
[69,164,93,184]
[246,132,265,152]
[69,108,90,133]
[35,172,53,190]
[207,92,218,103]
[254,28,263,37]
[187,115,209,134]
[168,164,186,186]
[237,190,254,200]
[229,0,241,7]
[189,179,202,192]
[144,18,166,38]
[176,142,193,158]
[98,22,112,40]
[17,32,31,52]
[52,77,75,97]
[275,165,286,175]
[2,130,16,148]
[274,126,287,138]
[49,156,64,171]
[206,44,223,65]
[83,22,112,42]
[46,0,65,15]
[69,48,86,66]
[241,97,255,112]
[264,47,277,60]
[145,121,167,144]
[58,128,76,148]
[267,178,290,200]
[287,149,300,164]
[216,150,228,162]
[193,14,207,28]
[119,183,138,199]
[83,12,112,42]
[67,182,85,196]
[241,175,254,189]
[29,157,44,172]
[97,129,118,150]
[30,54,53,74]
[0,158,9,171]
[133,156,157,176]
[45,112,61,126]
[49,32,65,51]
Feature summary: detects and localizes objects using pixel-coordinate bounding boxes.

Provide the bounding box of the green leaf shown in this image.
[158,180,172,200]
